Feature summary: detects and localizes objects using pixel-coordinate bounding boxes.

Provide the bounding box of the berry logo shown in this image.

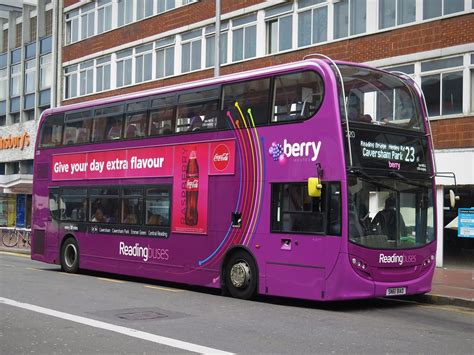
[212,144,230,171]
[269,139,322,164]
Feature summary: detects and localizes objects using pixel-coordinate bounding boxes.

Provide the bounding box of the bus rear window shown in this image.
[39,114,63,148]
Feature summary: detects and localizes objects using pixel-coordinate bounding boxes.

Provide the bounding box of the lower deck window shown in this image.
[271,182,341,235]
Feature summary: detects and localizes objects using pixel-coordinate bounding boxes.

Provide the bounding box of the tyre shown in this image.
[224,250,258,300]
[2,230,18,247]
[60,238,80,273]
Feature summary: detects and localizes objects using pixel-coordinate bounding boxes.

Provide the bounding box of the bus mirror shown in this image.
[308,178,322,197]
[449,189,460,208]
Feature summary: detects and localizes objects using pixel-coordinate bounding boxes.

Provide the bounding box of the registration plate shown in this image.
[386,287,407,296]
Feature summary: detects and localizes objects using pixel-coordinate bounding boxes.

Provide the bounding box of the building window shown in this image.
[15,23,22,48]
[423,0,464,20]
[24,59,36,94]
[379,0,416,29]
[2,29,7,52]
[0,69,6,101]
[232,14,257,62]
[118,0,134,27]
[156,37,175,78]
[81,3,95,40]
[96,55,111,92]
[29,16,37,42]
[97,0,113,34]
[298,0,328,47]
[205,24,228,68]
[45,9,53,36]
[334,0,366,39]
[136,0,154,20]
[40,54,52,90]
[266,4,293,54]
[158,0,176,13]
[116,49,133,87]
[135,44,153,83]
[79,61,94,96]
[421,56,464,117]
[10,64,21,97]
[65,65,79,99]
[66,10,79,44]
[181,29,202,73]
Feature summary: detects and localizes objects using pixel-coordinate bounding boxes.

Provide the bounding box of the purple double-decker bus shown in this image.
[31,57,436,301]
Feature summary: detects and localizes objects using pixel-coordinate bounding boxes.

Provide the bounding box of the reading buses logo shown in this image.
[269,139,322,164]
[119,242,169,262]
[379,253,417,266]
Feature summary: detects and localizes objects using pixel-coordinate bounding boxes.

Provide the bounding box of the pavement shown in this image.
[1,244,472,308]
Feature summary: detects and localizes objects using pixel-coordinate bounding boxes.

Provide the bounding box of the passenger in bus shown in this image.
[148,214,163,226]
[92,208,108,223]
[190,113,203,131]
[347,94,372,123]
[124,214,137,224]
[372,197,407,241]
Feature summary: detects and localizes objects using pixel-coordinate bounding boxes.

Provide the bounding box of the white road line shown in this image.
[0,297,233,355]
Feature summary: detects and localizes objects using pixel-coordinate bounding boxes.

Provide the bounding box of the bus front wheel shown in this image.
[60,238,79,273]
[225,250,257,300]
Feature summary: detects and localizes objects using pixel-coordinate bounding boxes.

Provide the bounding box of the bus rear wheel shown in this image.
[225,250,257,300]
[61,238,79,273]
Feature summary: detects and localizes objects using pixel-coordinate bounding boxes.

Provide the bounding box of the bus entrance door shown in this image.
[264,235,326,300]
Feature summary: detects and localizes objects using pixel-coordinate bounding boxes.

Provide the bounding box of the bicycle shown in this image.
[1,227,31,248]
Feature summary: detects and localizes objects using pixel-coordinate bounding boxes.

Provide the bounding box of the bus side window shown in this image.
[149,95,176,136]
[92,105,124,142]
[176,88,220,133]
[40,114,64,148]
[49,188,61,220]
[222,78,271,128]
[271,182,326,234]
[64,110,93,145]
[272,71,324,122]
[61,188,88,222]
[125,100,148,139]
[327,183,341,236]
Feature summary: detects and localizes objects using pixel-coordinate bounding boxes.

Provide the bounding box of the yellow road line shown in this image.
[26,267,43,271]
[383,297,474,316]
[0,251,30,258]
[144,285,183,293]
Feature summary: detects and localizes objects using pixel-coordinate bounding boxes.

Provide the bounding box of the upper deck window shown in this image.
[339,65,424,132]
[64,110,93,145]
[92,105,124,142]
[273,70,324,122]
[39,114,63,148]
[223,78,271,127]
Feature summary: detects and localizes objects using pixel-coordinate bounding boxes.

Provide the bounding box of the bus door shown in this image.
[264,182,341,299]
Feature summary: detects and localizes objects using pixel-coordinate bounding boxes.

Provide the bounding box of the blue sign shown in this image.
[16,194,26,228]
[458,208,474,238]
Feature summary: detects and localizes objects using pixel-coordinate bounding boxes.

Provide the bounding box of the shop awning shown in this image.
[0,174,33,194]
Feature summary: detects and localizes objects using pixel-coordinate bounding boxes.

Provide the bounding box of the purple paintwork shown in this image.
[31,59,436,301]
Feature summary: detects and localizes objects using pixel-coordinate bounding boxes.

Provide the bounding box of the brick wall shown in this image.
[431,117,474,149]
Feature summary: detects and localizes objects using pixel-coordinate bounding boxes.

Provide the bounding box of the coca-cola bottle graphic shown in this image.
[185,149,199,226]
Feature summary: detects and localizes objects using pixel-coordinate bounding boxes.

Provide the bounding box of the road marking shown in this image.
[26,267,43,272]
[144,285,183,292]
[97,277,125,284]
[0,251,30,258]
[382,297,474,316]
[0,297,233,355]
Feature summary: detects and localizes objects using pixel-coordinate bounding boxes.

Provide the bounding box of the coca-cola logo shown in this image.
[213,144,230,171]
[186,179,199,190]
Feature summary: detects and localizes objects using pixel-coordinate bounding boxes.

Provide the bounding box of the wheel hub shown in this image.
[230,261,251,289]
[65,244,77,268]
